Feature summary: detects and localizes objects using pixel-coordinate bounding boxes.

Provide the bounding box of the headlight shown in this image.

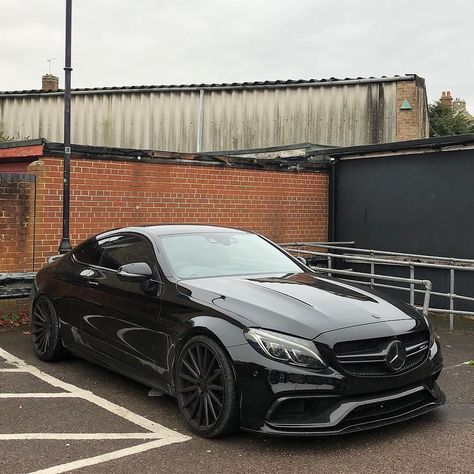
[418,309,435,348]
[423,313,435,348]
[429,327,435,348]
[244,328,326,370]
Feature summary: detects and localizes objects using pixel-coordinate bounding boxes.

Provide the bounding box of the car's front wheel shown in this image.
[175,335,240,438]
[31,295,65,362]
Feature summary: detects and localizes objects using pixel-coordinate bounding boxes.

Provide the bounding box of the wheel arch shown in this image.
[170,316,247,394]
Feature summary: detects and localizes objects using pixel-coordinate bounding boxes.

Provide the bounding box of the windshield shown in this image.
[158,232,302,279]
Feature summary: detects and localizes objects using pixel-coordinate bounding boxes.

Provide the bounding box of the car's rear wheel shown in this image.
[175,335,240,438]
[31,296,65,361]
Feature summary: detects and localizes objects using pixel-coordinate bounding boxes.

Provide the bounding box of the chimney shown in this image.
[42,74,59,92]
[439,90,453,108]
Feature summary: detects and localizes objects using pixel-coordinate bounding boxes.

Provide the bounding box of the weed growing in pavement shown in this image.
[0,311,29,329]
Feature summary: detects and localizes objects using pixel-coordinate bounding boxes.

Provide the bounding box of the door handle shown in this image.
[80,269,95,277]
[80,269,100,286]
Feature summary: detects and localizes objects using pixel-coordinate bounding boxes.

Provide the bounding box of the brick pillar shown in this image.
[28,159,63,269]
[396,79,429,141]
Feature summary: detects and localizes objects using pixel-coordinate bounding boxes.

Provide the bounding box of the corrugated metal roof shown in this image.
[0,74,428,151]
[0,74,418,96]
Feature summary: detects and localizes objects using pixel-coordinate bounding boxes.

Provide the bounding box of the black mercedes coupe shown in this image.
[29,225,445,437]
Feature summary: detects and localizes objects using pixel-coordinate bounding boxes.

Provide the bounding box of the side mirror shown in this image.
[296,256,307,266]
[116,262,152,282]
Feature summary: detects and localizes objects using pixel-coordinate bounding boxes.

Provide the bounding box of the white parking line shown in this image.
[0,348,187,437]
[0,347,191,474]
[0,393,77,398]
[32,439,177,474]
[0,433,164,440]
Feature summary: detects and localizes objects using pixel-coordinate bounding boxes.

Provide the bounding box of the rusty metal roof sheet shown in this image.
[0,138,329,172]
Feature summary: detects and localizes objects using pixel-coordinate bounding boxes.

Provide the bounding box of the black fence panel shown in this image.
[334,147,474,312]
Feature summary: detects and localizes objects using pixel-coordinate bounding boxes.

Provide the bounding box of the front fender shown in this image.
[168,315,249,394]
[184,315,248,348]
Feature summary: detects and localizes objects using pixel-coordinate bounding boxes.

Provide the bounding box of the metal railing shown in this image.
[281,242,474,330]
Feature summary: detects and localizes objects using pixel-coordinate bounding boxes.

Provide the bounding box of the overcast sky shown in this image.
[1,0,473,108]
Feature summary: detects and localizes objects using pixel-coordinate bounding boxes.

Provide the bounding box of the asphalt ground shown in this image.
[0,327,472,474]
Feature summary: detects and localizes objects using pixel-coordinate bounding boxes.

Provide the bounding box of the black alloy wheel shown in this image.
[31,296,65,361]
[175,335,239,438]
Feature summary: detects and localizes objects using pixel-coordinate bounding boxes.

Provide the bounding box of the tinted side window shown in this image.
[99,235,157,273]
[73,241,103,266]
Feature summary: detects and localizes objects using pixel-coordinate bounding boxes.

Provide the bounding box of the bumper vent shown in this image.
[268,397,337,424]
[333,330,430,376]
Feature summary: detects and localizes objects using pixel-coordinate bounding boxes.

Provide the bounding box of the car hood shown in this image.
[177,272,425,339]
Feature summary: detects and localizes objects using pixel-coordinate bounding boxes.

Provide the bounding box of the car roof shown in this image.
[108,224,249,237]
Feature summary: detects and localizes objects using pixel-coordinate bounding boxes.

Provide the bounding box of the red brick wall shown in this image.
[29,156,328,269]
[0,174,35,272]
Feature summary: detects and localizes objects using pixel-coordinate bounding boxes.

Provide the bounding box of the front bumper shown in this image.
[228,339,445,436]
[250,381,445,436]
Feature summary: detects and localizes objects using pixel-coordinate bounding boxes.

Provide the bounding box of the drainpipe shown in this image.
[196,89,205,152]
[328,157,337,242]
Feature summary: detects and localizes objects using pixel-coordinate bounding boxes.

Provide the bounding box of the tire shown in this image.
[31,295,65,362]
[175,335,240,438]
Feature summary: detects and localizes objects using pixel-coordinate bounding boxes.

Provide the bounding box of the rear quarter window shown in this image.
[73,241,103,266]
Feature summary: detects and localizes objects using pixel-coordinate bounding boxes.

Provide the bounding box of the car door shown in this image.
[79,233,168,382]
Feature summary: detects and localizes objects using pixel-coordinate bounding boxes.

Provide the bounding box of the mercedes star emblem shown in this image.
[385,340,406,371]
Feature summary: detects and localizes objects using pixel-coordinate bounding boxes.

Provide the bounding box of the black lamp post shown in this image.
[59,0,73,254]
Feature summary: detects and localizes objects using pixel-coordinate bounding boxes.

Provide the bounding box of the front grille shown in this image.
[344,389,434,424]
[333,330,430,376]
